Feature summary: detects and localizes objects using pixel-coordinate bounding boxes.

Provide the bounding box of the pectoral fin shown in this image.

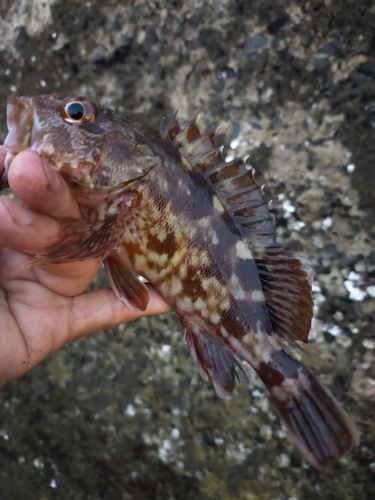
[182,320,239,398]
[28,215,118,266]
[104,256,150,311]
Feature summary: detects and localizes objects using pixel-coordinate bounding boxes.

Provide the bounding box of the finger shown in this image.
[8,150,80,219]
[0,197,98,295]
[4,150,99,290]
[68,285,173,343]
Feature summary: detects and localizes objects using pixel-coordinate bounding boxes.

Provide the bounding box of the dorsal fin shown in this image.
[160,114,277,248]
[161,114,315,346]
[159,111,181,142]
[252,246,313,344]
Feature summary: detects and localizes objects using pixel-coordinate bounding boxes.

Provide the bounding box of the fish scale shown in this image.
[2,94,359,472]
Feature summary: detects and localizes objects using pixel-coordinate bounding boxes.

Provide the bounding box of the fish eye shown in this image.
[66,102,85,121]
[60,98,96,124]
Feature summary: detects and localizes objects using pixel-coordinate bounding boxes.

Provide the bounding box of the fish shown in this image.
[2,94,359,471]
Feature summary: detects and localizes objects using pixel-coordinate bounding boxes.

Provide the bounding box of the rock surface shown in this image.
[0,1,374,499]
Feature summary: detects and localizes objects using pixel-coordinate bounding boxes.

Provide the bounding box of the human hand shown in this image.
[0,146,172,386]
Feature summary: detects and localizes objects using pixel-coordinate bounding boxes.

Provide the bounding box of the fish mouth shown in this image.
[1,96,41,190]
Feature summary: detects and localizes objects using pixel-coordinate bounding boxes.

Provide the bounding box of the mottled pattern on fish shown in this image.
[2,94,359,471]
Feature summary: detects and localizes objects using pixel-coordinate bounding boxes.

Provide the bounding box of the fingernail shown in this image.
[2,196,34,225]
[42,158,60,192]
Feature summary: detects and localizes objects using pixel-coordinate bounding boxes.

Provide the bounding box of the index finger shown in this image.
[8,150,80,219]
[3,149,99,291]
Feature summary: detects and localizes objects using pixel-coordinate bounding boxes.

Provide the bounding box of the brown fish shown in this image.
[2,94,359,471]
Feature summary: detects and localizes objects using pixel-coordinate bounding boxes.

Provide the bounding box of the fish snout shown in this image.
[3,96,40,155]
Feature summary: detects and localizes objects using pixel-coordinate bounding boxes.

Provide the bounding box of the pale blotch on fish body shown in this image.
[2,94,360,473]
[150,226,167,243]
[212,195,225,214]
[236,240,253,260]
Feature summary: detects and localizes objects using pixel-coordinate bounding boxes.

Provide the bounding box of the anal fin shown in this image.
[104,256,150,311]
[182,320,239,398]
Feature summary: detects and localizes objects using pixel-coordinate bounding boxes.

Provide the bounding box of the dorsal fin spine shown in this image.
[195,149,222,170]
[176,115,201,146]
[240,216,273,227]
[234,199,269,213]
[160,110,180,141]
[179,124,221,171]
[179,131,216,163]
[204,156,250,179]
[221,183,260,202]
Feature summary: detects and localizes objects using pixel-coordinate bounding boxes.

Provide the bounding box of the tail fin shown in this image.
[260,351,360,472]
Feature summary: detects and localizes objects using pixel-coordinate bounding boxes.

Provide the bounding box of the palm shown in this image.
[0,148,171,386]
[0,243,98,384]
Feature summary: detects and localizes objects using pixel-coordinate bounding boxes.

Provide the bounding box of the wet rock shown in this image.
[244,34,268,51]
[295,188,329,221]
[319,266,349,299]
[0,0,375,499]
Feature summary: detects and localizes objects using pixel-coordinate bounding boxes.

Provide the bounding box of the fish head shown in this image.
[2,94,153,191]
